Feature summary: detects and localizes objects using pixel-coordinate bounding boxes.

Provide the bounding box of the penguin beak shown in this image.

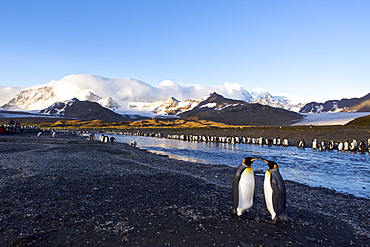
[251,157,260,161]
[262,159,278,169]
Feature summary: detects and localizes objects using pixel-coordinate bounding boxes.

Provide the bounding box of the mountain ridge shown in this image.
[300,93,370,113]
[39,98,149,122]
[178,93,303,126]
[0,74,303,114]
[1,74,368,117]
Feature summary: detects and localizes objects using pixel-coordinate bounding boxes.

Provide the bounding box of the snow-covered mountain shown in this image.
[1,74,302,114]
[178,92,303,126]
[128,97,200,115]
[39,98,138,122]
[300,93,370,113]
[252,91,296,111]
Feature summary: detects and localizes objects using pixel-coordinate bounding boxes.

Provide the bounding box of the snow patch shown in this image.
[200,103,217,109]
[215,103,241,111]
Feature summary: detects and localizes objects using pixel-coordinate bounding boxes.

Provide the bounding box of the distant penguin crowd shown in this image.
[114,131,370,154]
[310,138,369,153]
[75,130,370,154]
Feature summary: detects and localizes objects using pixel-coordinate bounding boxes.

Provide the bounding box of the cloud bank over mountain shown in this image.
[1,74,305,112]
[0,86,26,105]
[47,74,253,103]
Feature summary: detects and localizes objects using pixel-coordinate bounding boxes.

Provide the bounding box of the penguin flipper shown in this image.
[271,178,286,219]
[232,166,245,210]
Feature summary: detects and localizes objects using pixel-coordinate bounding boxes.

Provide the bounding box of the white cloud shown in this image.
[0,86,25,105]
[252,87,266,94]
[1,74,257,110]
[275,92,329,105]
[0,74,349,111]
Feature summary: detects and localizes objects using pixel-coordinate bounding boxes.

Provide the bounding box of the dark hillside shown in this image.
[179,93,303,126]
[40,99,127,122]
[346,115,370,126]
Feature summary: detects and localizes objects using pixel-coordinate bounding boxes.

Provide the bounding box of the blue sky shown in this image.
[1,0,369,101]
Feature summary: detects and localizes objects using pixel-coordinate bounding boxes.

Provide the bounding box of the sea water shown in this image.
[113,134,370,199]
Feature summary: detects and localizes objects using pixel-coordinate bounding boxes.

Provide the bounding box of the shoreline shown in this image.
[110,133,370,200]
[0,133,369,246]
[119,126,370,148]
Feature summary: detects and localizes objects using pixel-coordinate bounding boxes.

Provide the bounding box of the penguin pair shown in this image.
[232,157,288,224]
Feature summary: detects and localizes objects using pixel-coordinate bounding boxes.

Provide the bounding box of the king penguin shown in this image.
[262,159,288,224]
[232,157,259,216]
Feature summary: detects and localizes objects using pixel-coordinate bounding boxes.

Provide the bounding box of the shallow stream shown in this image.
[113,134,370,199]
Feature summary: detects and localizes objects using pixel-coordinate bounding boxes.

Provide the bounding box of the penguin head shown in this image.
[262,159,278,169]
[242,157,259,167]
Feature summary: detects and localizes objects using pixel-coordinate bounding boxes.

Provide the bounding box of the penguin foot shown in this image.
[279,214,290,223]
[237,216,249,223]
[230,209,237,215]
[265,219,277,225]
[281,217,290,223]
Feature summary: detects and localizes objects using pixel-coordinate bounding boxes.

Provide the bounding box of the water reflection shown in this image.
[113,135,370,199]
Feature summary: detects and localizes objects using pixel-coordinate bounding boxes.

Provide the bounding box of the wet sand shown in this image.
[0,132,369,246]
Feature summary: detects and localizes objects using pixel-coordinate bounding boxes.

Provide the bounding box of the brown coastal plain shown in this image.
[0,130,369,246]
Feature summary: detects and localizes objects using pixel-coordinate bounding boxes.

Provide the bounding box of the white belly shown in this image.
[236,168,255,216]
[344,142,349,150]
[312,141,317,149]
[264,171,276,220]
[338,142,343,151]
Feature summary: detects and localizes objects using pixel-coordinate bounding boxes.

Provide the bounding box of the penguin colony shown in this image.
[310,138,368,153]
[76,130,370,153]
[232,157,288,224]
[114,131,370,154]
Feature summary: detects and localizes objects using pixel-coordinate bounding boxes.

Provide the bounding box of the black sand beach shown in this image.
[0,132,369,246]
